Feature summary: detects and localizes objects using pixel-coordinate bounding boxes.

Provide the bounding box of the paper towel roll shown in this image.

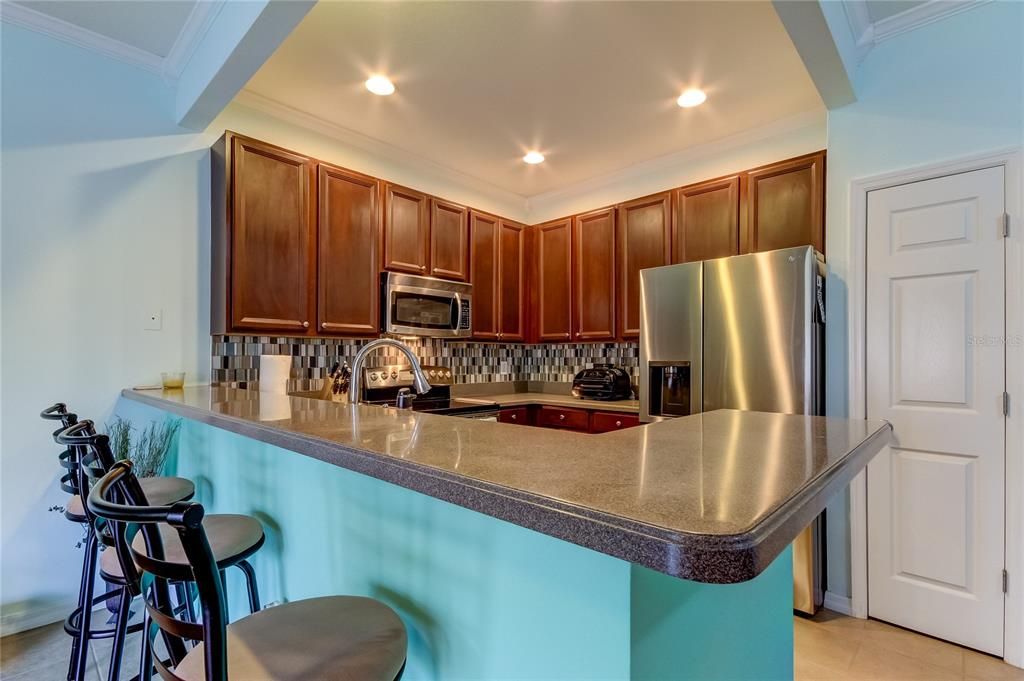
[259,355,292,394]
[259,392,292,421]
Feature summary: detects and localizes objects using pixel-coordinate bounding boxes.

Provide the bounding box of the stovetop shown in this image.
[362,365,497,416]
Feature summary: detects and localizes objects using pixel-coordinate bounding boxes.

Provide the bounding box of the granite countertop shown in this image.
[464,391,640,414]
[123,386,891,584]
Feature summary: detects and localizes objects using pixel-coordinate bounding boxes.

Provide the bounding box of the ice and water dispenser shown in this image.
[646,361,692,417]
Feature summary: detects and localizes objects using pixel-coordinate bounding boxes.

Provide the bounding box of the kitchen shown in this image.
[2,2,1023,681]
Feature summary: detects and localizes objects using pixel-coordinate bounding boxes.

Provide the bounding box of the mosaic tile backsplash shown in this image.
[211,335,639,390]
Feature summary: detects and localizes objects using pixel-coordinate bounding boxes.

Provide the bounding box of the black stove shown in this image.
[362,365,499,417]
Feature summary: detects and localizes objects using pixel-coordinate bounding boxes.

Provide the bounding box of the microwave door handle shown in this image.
[453,292,462,331]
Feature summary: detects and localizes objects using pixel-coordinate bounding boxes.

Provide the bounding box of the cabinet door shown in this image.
[317,163,381,336]
[673,176,740,263]
[383,184,429,274]
[430,198,469,281]
[230,135,315,332]
[573,208,616,341]
[469,211,500,339]
[536,218,572,341]
[498,221,526,341]
[743,151,825,254]
[616,193,671,339]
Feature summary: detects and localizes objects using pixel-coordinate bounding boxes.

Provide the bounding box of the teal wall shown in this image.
[116,399,795,679]
[822,1,1024,597]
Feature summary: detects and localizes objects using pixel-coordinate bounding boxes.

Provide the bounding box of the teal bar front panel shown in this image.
[118,400,631,680]
[630,547,794,681]
[116,399,796,680]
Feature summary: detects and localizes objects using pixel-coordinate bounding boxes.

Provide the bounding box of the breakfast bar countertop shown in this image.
[123,386,891,585]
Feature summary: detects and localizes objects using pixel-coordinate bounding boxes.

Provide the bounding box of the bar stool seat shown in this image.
[99,514,265,580]
[172,596,407,681]
[65,477,195,522]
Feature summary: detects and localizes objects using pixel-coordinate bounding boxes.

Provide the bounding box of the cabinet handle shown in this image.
[302,321,310,328]
[615,420,622,428]
[321,322,327,330]
[511,414,517,421]
[559,414,565,421]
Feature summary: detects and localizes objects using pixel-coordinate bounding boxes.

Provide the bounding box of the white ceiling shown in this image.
[241,1,823,197]
[14,0,196,58]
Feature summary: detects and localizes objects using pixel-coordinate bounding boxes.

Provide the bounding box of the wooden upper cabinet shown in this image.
[535,218,572,341]
[469,211,500,339]
[573,208,616,341]
[498,221,526,342]
[317,163,381,336]
[673,176,740,264]
[743,151,825,254]
[383,184,429,274]
[429,199,469,281]
[616,193,671,340]
[226,134,315,333]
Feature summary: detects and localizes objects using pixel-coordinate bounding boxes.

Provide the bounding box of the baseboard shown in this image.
[823,591,855,616]
[0,599,76,637]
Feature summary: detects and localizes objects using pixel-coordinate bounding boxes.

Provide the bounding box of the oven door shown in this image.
[383,274,472,338]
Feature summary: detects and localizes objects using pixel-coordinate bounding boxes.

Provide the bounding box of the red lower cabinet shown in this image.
[498,407,531,426]
[589,411,640,434]
[497,404,640,433]
[536,406,590,432]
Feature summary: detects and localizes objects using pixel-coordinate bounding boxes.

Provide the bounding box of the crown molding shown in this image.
[841,0,876,63]
[843,0,991,62]
[163,1,226,81]
[234,89,529,214]
[0,1,164,74]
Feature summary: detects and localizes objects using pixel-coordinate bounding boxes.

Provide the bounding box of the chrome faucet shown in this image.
[348,338,432,404]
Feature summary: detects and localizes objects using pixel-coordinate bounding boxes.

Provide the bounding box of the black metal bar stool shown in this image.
[42,403,197,681]
[89,460,408,681]
[57,421,268,681]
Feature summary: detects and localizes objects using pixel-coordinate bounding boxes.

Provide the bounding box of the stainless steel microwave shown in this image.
[381,272,472,338]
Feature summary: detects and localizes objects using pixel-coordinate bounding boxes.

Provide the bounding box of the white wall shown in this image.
[822,0,1024,599]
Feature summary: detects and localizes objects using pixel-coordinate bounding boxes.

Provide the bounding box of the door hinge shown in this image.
[1004,391,1011,417]
[1001,213,1010,238]
[1003,569,1009,594]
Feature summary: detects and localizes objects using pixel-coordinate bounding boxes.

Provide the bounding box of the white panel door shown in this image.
[867,166,1006,655]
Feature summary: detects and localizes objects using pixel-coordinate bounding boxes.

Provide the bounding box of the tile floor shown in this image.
[2,609,1023,680]
[797,610,1024,681]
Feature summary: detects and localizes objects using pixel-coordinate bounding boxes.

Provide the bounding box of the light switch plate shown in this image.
[144,309,163,331]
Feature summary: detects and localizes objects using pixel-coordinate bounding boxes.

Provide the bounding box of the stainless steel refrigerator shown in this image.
[638,245,826,613]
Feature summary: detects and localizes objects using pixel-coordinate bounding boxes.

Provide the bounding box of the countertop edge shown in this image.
[122,388,889,584]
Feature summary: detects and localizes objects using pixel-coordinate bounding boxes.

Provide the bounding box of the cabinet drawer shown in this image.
[498,407,531,425]
[537,406,590,431]
[590,411,640,433]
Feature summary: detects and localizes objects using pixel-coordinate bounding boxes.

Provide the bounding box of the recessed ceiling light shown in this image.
[523,151,545,165]
[365,75,395,96]
[677,88,707,108]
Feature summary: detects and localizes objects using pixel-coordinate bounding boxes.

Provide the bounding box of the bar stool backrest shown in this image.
[86,460,230,681]
[41,403,83,503]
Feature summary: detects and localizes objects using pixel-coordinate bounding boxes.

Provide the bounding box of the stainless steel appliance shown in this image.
[571,365,633,401]
[361,364,499,417]
[639,245,827,613]
[381,272,472,338]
